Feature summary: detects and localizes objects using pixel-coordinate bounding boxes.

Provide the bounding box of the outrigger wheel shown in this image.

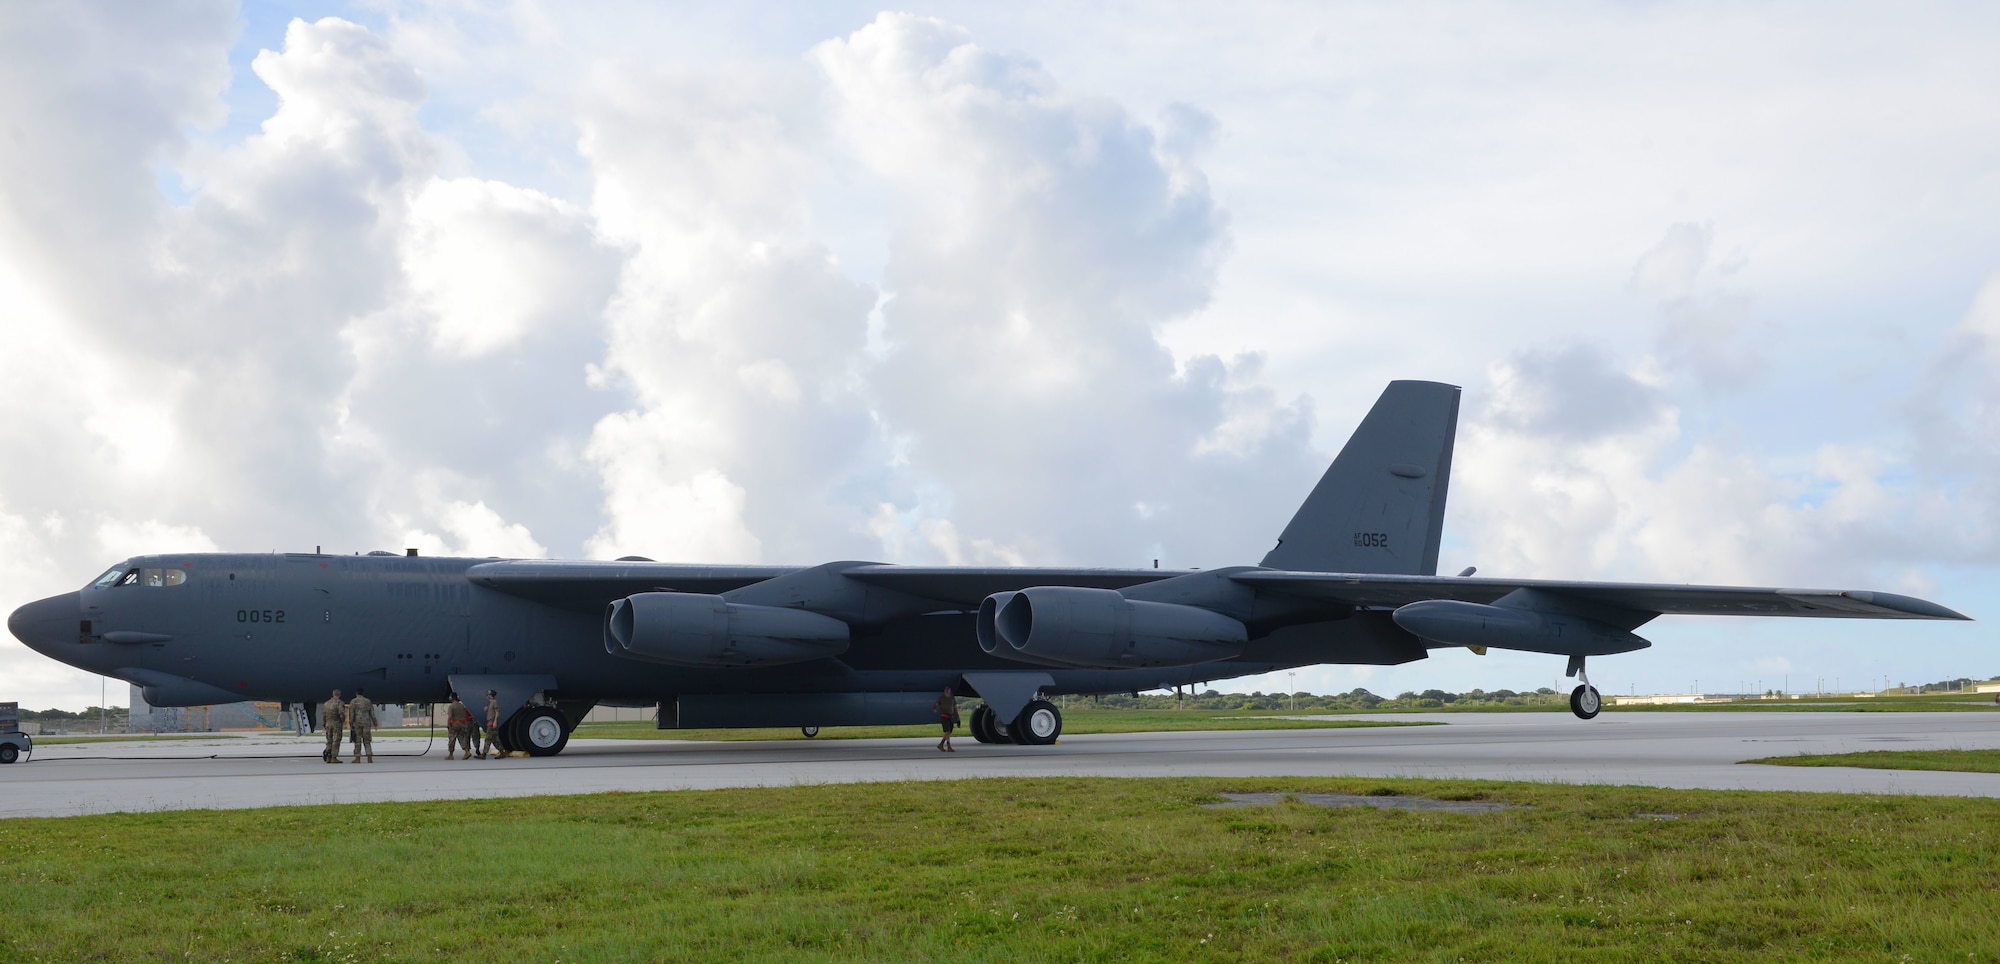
[1570,684,1602,720]
[1565,655,1603,720]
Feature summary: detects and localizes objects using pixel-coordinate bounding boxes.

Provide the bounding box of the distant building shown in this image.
[128,685,402,732]
[1613,694,1730,705]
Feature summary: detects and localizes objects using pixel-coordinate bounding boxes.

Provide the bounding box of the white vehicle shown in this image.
[0,702,28,764]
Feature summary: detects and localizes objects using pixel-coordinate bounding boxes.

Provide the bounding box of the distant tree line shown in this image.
[1899,677,1988,694]
[13,706,124,721]
[1074,687,1567,712]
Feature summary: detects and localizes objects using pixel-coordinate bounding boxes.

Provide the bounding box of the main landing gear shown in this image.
[969,700,1063,746]
[1567,655,1602,720]
[502,706,571,756]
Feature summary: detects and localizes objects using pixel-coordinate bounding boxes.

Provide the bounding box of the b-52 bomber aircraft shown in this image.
[7,381,1970,756]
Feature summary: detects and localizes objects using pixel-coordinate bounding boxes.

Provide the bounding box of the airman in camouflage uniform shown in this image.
[347,687,377,763]
[482,690,513,759]
[320,689,346,764]
[446,696,476,760]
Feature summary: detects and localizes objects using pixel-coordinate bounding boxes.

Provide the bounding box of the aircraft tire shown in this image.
[968,704,996,744]
[517,706,570,756]
[1011,700,1061,746]
[1570,684,1602,720]
[0,744,17,764]
[495,713,523,753]
[801,726,820,738]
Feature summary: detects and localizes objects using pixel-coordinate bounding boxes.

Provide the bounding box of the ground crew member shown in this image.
[935,687,959,752]
[320,688,347,764]
[446,695,476,760]
[482,689,512,759]
[348,686,377,763]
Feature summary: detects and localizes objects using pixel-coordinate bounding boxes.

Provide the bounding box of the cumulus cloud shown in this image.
[3,3,1994,710]
[0,13,598,703]
[1456,267,1991,592]
[1627,222,1769,390]
[402,499,548,559]
[557,12,1317,570]
[812,13,1312,567]
[1628,222,1712,302]
[1485,345,1667,441]
[403,177,619,357]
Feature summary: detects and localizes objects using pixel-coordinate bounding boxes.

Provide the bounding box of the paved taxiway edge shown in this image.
[4,712,2000,819]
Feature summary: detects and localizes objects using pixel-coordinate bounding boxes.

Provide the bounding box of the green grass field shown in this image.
[1745,748,2000,774]
[571,695,1998,743]
[1389,694,2000,714]
[3,776,1996,961]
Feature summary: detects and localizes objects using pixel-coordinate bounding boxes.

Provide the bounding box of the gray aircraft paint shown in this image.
[1262,379,1458,576]
[6,381,1970,755]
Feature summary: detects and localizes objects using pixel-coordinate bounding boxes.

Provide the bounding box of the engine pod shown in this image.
[1391,598,1651,657]
[977,585,1246,669]
[605,592,850,668]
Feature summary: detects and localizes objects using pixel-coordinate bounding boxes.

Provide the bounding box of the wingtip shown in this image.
[1842,590,1974,621]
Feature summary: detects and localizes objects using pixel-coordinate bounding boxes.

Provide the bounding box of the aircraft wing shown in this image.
[467,560,1175,612]
[466,560,802,611]
[1229,570,1971,620]
[469,559,1968,621]
[839,566,1173,606]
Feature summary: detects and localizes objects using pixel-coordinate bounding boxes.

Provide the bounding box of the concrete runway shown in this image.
[5,711,2000,819]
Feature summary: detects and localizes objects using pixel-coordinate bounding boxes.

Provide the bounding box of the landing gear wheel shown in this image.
[800,725,820,738]
[516,706,570,756]
[968,704,997,744]
[496,712,523,753]
[1010,699,1062,746]
[0,744,18,764]
[1570,684,1602,720]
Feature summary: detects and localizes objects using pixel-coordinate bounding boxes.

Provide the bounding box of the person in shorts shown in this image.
[934,687,960,752]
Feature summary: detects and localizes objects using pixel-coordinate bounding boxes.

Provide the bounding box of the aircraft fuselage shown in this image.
[10,551,1402,711]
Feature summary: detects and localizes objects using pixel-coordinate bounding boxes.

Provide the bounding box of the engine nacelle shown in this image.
[975,586,1246,669]
[604,592,850,668]
[1391,599,1651,656]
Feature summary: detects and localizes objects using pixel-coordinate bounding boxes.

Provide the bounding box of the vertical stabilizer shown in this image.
[1260,380,1460,575]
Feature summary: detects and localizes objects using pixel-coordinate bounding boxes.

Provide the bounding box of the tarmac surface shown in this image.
[5,710,2000,818]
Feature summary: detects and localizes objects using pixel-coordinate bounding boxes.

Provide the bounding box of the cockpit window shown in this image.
[92,568,141,588]
[89,564,188,588]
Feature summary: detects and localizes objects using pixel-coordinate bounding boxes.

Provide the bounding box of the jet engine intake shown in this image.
[975,586,1246,669]
[604,592,850,668]
[1391,599,1651,657]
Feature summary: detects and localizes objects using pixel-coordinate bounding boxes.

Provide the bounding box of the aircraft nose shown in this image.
[8,591,81,657]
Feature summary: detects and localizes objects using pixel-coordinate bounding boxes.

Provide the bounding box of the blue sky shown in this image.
[2,1,1996,708]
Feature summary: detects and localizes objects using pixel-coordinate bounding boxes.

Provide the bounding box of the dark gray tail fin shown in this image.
[1260,380,1460,575]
